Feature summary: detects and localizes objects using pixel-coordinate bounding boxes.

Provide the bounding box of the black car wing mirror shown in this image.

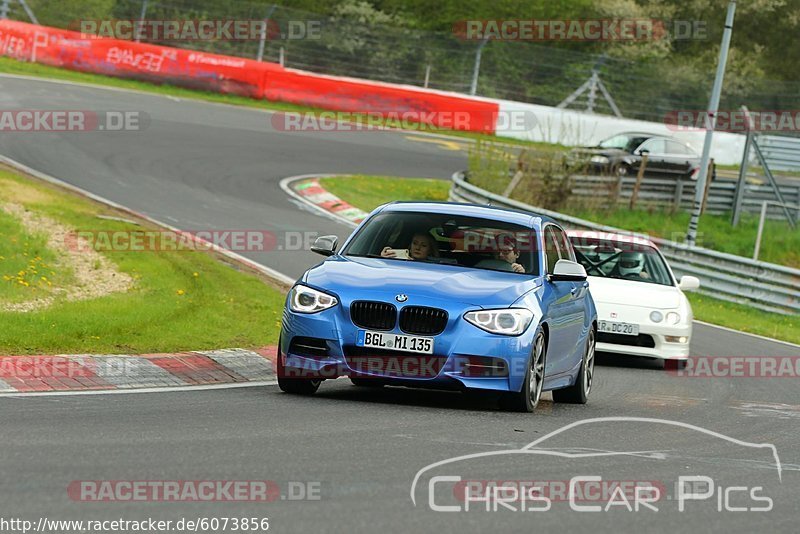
[311,235,339,256]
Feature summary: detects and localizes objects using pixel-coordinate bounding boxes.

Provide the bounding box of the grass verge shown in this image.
[320,175,799,345]
[563,206,800,268]
[0,166,285,355]
[687,293,799,345]
[318,175,449,212]
[0,207,73,303]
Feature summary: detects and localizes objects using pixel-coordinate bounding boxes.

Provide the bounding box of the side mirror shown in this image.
[635,148,649,156]
[311,235,338,257]
[679,275,700,291]
[549,259,587,282]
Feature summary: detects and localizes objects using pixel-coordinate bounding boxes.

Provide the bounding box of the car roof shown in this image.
[377,201,556,227]
[565,229,658,249]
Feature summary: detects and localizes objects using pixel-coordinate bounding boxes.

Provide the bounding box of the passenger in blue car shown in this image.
[380,233,439,260]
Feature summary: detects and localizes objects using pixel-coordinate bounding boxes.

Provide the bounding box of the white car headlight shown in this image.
[464,309,533,336]
[650,311,663,323]
[590,155,609,164]
[665,312,681,325]
[289,285,338,313]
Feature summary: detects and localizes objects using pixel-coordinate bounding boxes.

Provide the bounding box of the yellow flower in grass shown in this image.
[193,272,199,277]
[176,289,185,296]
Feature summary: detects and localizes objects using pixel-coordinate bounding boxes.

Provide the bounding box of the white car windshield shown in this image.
[569,237,673,286]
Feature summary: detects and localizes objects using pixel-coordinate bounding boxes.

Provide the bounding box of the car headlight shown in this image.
[665,312,681,325]
[590,155,609,164]
[289,285,338,314]
[464,309,533,336]
[650,311,663,323]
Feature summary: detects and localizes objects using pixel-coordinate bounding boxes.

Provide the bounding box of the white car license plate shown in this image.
[357,330,434,354]
[598,320,639,336]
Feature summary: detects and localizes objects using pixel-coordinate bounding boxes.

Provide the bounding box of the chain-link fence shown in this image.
[9,0,800,124]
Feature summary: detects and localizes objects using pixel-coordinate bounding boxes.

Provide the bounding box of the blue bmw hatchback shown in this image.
[278,202,597,412]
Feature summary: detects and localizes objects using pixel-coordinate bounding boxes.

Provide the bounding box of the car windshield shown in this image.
[598,134,650,153]
[569,236,673,286]
[343,211,539,275]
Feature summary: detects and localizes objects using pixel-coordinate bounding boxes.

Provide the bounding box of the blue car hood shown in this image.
[304,256,540,307]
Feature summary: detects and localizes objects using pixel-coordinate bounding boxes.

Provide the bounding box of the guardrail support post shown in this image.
[423,64,431,88]
[629,154,648,209]
[673,178,684,213]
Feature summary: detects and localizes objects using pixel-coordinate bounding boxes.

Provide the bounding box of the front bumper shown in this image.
[595,307,691,361]
[279,297,539,393]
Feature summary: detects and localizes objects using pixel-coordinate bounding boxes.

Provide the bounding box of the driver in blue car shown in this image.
[495,236,525,273]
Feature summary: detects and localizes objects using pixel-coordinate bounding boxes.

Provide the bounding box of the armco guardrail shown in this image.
[450,171,800,316]
[569,174,800,220]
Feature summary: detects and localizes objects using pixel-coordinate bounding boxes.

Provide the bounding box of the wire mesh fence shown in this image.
[9,0,800,124]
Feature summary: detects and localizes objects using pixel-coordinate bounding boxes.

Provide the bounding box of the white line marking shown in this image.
[0,380,278,398]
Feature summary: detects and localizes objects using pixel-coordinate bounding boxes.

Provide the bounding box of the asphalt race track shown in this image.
[1,76,798,533]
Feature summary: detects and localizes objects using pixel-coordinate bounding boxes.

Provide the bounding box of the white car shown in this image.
[567,231,700,366]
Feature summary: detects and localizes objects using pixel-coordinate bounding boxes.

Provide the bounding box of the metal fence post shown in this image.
[1,0,11,19]
[134,0,148,43]
[469,36,489,96]
[257,4,277,62]
[279,46,285,67]
[423,64,431,89]
[17,0,37,23]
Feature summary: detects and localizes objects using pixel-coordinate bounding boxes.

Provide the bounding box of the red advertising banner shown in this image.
[0,20,498,133]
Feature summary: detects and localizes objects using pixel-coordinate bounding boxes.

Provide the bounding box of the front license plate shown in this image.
[356,330,434,354]
[598,320,639,336]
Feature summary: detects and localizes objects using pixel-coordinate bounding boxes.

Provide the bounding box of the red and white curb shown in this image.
[0,347,278,394]
[287,177,367,227]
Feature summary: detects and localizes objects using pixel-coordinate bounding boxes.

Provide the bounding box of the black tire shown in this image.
[500,330,546,413]
[350,377,384,388]
[277,337,321,395]
[553,327,595,404]
[614,163,630,177]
